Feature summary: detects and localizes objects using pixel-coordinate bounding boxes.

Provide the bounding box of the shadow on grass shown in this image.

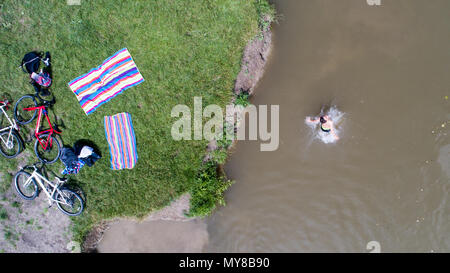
[73,139,102,158]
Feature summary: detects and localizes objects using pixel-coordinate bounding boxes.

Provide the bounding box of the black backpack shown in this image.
[20,51,42,74]
[20,51,52,94]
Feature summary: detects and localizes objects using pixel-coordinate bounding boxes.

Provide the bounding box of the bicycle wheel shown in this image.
[0,131,22,158]
[34,133,61,164]
[55,188,84,216]
[14,171,39,200]
[14,95,37,125]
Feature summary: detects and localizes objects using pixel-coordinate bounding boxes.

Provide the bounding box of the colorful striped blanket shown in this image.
[104,112,138,170]
[68,48,144,115]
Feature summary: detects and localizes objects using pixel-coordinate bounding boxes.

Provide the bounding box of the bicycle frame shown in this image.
[0,101,19,148]
[23,105,61,150]
[23,168,68,206]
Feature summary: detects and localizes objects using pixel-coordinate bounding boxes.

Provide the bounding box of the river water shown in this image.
[205,0,450,252]
[98,0,449,253]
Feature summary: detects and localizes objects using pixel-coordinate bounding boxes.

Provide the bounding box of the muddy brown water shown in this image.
[98,0,449,252]
[205,0,449,252]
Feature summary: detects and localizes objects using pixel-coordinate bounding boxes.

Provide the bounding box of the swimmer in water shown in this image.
[306,115,339,140]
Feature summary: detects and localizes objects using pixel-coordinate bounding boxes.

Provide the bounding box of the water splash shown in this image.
[305,106,344,144]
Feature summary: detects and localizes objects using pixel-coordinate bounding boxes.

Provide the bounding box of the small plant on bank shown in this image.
[255,0,276,30]
[216,122,234,150]
[210,149,228,165]
[216,136,233,150]
[188,161,234,217]
[235,92,251,107]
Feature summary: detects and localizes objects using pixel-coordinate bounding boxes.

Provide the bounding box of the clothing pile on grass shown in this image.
[60,145,101,175]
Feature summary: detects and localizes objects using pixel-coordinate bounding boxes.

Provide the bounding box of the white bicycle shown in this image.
[0,100,23,158]
[14,163,84,216]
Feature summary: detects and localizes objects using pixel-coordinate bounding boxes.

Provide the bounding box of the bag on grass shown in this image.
[20,51,42,74]
[20,51,52,92]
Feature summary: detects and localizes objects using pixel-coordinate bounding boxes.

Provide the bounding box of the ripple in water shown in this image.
[438,144,450,178]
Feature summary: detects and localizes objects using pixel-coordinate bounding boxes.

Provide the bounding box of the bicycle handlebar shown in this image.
[30,162,44,170]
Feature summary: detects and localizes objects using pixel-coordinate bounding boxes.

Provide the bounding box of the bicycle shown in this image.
[0,100,23,158]
[14,93,61,164]
[14,163,84,216]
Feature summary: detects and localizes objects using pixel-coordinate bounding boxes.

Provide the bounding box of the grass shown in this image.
[2,225,19,248]
[0,0,274,245]
[0,205,8,220]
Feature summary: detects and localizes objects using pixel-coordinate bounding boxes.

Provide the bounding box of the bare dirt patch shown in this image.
[96,218,208,253]
[234,15,273,96]
[83,193,192,252]
[0,184,73,253]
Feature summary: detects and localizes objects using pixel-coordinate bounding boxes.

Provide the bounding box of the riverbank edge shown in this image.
[82,12,275,253]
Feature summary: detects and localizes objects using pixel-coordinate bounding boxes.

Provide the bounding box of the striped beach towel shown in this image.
[68,48,144,115]
[104,112,138,170]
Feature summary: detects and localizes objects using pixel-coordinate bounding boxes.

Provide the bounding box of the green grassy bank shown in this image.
[0,0,274,245]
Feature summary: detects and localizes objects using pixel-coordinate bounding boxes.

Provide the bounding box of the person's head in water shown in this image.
[319,116,331,133]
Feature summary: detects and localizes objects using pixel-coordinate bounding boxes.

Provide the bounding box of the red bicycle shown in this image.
[14,94,61,164]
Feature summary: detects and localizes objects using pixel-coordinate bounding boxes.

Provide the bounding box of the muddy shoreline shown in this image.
[85,17,274,253]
